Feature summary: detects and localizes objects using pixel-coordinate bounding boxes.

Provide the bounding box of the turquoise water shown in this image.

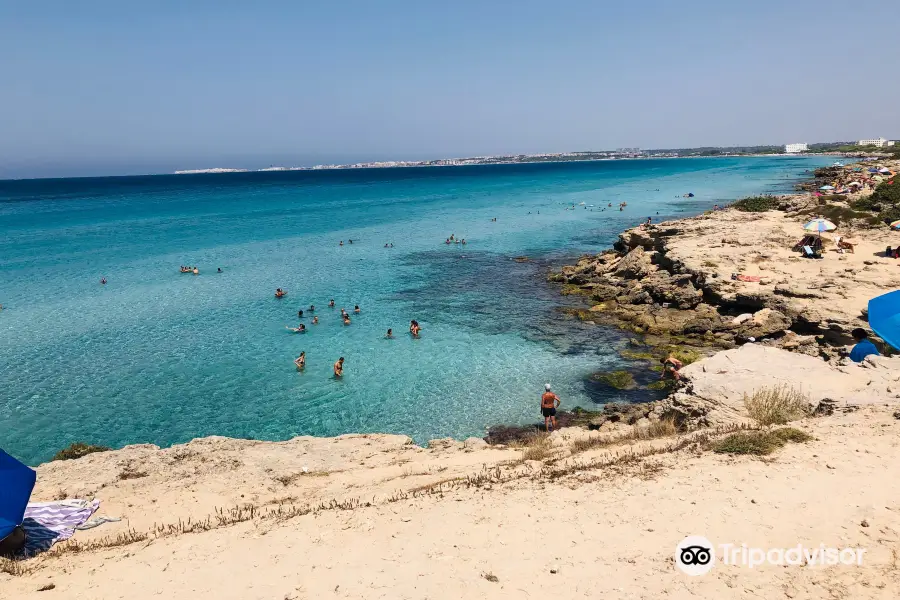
[0,156,833,464]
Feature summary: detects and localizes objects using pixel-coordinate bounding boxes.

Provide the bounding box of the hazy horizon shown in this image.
[2,0,897,179]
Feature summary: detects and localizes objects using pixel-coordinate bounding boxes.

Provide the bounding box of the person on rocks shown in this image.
[660,355,684,381]
[849,328,880,363]
[541,384,561,432]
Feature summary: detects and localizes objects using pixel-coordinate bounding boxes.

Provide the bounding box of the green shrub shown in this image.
[52,442,111,462]
[712,427,812,456]
[732,195,779,212]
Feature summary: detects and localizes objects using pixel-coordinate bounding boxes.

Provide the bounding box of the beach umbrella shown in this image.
[819,185,835,191]
[890,220,900,230]
[0,449,36,544]
[869,290,900,351]
[803,218,837,234]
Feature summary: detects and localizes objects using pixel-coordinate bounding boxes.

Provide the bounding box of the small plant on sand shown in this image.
[712,427,812,456]
[52,442,111,462]
[482,572,500,583]
[744,385,812,426]
[0,557,31,576]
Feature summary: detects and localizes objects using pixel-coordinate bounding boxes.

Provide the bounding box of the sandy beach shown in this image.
[4,158,900,599]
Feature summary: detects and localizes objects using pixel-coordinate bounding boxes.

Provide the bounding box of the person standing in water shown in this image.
[312,316,319,325]
[541,384,561,432]
[386,328,393,338]
[409,320,421,337]
[354,305,360,314]
[294,352,306,370]
[334,357,344,378]
[297,309,304,319]
[100,277,107,285]
[329,299,335,308]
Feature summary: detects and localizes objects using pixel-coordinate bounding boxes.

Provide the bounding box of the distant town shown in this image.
[175,138,899,175]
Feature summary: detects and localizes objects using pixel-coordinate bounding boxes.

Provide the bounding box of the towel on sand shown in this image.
[22,499,100,554]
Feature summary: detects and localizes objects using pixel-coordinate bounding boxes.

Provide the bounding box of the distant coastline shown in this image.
[174,150,862,176]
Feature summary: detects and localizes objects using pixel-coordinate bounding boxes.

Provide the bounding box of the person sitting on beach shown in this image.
[312,316,319,325]
[329,299,335,307]
[343,315,351,325]
[541,384,561,432]
[354,305,360,314]
[275,288,286,298]
[386,328,393,338]
[660,355,684,380]
[849,328,880,363]
[334,357,344,377]
[294,352,306,370]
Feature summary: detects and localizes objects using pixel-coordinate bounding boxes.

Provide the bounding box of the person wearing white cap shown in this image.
[540,383,561,432]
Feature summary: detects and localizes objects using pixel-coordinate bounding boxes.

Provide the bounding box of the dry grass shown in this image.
[744,385,812,426]
[521,434,554,462]
[0,557,32,576]
[482,572,499,583]
[569,417,678,454]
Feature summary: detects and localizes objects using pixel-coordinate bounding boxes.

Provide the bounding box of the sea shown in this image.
[0,156,835,464]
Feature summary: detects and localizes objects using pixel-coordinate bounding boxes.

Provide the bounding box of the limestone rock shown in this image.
[731,313,753,325]
[463,437,488,450]
[737,308,791,340]
[614,246,655,280]
[642,272,703,309]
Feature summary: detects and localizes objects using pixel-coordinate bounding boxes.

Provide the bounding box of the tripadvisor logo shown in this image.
[675,536,867,575]
[675,536,715,576]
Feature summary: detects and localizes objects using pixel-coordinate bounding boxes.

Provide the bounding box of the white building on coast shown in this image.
[858,138,896,148]
[784,143,808,154]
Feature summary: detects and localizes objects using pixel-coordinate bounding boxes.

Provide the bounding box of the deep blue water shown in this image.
[0,156,833,464]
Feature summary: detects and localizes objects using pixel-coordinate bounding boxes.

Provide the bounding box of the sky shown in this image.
[1,0,897,178]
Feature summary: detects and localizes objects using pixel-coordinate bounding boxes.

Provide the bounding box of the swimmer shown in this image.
[334,357,344,377]
[329,299,335,308]
[286,324,306,333]
[217,267,222,273]
[445,239,451,244]
[354,305,360,313]
[386,328,393,338]
[298,309,304,318]
[100,277,107,285]
[348,239,352,244]
[339,241,343,246]
[275,288,286,298]
[390,243,394,248]
[294,351,306,370]
[385,243,389,248]
[309,305,315,312]
[343,315,351,325]
[193,267,199,275]
[410,320,421,337]
[312,316,319,325]
[461,239,466,245]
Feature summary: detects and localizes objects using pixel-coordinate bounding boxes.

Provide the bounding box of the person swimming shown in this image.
[386,328,393,338]
[294,352,306,370]
[340,307,347,317]
[329,299,335,307]
[100,277,107,285]
[275,288,286,298]
[193,267,199,275]
[334,357,344,377]
[217,267,222,273]
[410,320,421,337]
[339,241,344,246]
[461,239,466,245]
[312,316,319,325]
[309,305,315,312]
[354,305,360,314]
[297,309,304,318]
[343,315,351,325]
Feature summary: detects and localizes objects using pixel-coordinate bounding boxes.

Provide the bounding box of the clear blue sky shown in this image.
[1,0,897,178]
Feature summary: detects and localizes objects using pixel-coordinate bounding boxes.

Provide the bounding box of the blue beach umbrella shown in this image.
[0,449,36,543]
[869,290,900,351]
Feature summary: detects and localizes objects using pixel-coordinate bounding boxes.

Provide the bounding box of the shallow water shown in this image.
[0,156,834,464]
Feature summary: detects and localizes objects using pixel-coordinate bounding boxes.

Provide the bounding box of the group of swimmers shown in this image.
[289,308,422,377]
[444,233,466,245]
[178,266,223,275]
